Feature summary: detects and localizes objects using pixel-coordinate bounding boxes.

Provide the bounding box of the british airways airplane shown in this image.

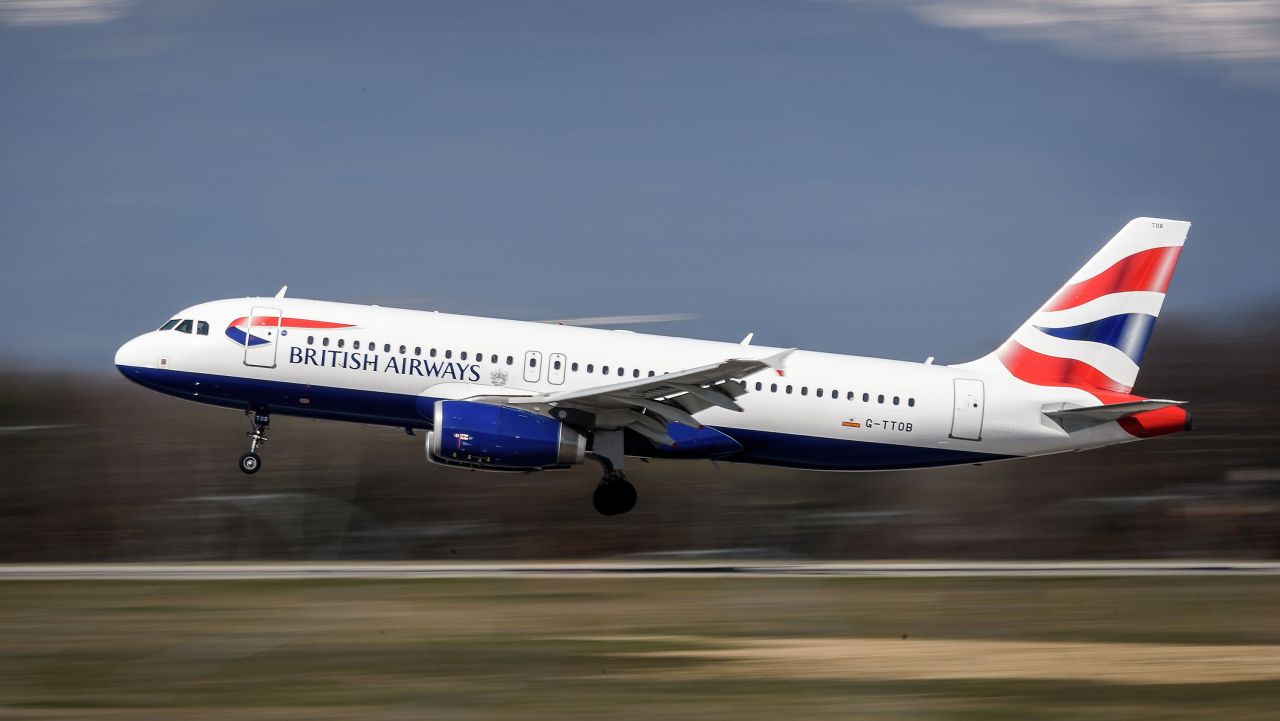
[115,218,1191,516]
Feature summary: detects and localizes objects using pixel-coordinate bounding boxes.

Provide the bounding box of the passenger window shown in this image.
[338,339,345,348]
[863,393,870,402]
[602,366,609,374]
[400,345,406,354]
[430,348,437,357]
[384,344,391,353]
[801,387,808,396]
[785,385,793,394]
[323,337,330,347]
[771,383,778,392]
[461,352,468,360]
[893,396,900,405]
[878,394,885,404]
[908,398,916,407]
[175,319,193,334]
[196,321,209,336]
[847,391,854,400]
[571,362,579,372]
[755,382,763,391]
[445,350,452,359]
[648,371,656,377]
[617,367,624,377]
[816,388,824,398]
[587,364,594,373]
[553,359,562,370]
[633,369,640,378]
[307,336,315,345]
[491,354,498,363]
[506,355,513,365]
[353,341,360,350]
[159,319,180,331]
[415,347,421,356]
[528,357,536,368]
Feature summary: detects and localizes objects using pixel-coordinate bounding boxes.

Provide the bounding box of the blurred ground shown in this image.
[1,576,1278,719]
[0,306,1278,561]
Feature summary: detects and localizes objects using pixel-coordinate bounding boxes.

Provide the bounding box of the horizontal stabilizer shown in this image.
[1044,399,1186,424]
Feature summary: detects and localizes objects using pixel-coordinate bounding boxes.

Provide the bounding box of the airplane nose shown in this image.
[114,334,148,370]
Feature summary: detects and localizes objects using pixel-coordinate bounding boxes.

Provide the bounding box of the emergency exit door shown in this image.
[242,306,282,368]
[523,350,542,383]
[950,378,985,441]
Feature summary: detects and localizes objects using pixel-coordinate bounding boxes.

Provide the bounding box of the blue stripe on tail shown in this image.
[1035,313,1157,364]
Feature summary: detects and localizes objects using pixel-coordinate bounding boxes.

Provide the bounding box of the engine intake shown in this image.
[427,400,585,471]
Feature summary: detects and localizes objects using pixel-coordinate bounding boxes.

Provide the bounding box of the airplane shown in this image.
[115,217,1192,516]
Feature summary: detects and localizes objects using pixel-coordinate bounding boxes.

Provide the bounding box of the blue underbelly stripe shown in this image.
[116,365,1010,471]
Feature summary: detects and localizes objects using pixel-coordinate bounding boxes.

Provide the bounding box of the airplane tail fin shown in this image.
[964,217,1190,394]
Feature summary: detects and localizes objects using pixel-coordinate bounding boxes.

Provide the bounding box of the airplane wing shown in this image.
[470,348,795,446]
[1044,399,1186,425]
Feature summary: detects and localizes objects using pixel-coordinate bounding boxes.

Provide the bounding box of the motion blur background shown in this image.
[2,0,1279,560]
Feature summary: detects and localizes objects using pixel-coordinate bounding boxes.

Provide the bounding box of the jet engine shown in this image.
[426,400,585,471]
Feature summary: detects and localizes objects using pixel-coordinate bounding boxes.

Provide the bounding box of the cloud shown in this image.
[840,0,1280,65]
[0,0,133,26]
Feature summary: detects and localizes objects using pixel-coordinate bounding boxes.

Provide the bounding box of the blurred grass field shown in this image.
[2,576,1279,719]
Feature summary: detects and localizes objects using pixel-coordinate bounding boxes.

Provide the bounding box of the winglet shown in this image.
[759,348,796,377]
[274,285,288,299]
[740,332,754,346]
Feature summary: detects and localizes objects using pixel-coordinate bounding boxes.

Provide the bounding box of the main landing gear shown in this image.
[239,408,270,475]
[588,430,636,516]
[593,470,637,517]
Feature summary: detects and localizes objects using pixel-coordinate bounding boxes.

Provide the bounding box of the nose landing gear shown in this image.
[239,409,270,475]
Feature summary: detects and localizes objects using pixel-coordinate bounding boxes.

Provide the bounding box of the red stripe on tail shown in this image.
[1042,246,1181,312]
[995,341,1134,395]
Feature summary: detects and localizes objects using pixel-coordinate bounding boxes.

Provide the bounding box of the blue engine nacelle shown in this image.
[426,400,586,471]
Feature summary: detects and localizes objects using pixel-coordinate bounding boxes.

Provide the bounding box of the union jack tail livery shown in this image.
[976,218,1189,397]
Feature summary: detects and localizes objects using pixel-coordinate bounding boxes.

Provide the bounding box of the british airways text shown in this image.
[288,347,481,381]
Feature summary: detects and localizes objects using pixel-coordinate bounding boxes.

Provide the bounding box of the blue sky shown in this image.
[2,0,1278,370]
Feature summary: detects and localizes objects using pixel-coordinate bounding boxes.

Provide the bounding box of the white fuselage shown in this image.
[115,296,1140,471]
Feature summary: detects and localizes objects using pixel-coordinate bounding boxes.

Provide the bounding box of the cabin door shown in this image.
[950,378,985,441]
[242,306,283,368]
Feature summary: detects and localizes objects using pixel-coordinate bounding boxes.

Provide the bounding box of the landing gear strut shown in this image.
[239,408,269,475]
[588,430,635,516]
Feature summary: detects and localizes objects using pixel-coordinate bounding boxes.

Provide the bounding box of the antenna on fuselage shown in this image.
[274,285,288,298]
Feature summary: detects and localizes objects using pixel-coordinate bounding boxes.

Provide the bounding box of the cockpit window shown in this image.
[175,319,193,334]
[159,319,180,331]
[196,321,209,336]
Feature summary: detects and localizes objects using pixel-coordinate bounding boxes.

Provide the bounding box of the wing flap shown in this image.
[502,348,795,444]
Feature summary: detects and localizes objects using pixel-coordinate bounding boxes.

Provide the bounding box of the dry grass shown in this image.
[1,576,1278,720]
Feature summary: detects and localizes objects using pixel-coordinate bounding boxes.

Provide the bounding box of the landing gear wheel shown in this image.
[238,452,262,475]
[593,475,637,516]
[240,407,270,475]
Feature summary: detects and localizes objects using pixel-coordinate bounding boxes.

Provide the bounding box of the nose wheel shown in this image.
[239,409,270,475]
[239,452,261,474]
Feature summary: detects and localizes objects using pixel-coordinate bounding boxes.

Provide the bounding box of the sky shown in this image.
[2,0,1278,370]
